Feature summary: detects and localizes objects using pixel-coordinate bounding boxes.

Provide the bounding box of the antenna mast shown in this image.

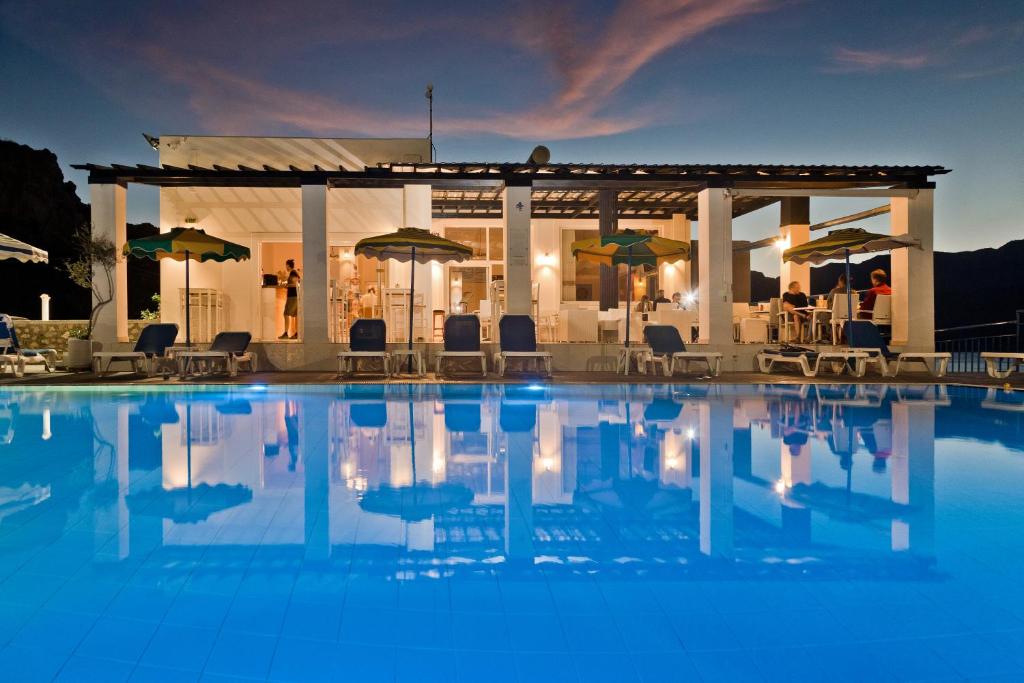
[425,83,435,162]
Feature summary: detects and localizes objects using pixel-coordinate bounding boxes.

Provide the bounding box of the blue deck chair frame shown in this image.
[91,323,179,377]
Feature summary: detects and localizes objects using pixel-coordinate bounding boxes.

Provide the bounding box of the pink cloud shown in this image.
[828,47,935,73]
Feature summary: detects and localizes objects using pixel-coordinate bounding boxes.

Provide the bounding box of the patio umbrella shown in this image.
[571,229,690,348]
[0,232,47,263]
[123,227,250,346]
[354,227,472,372]
[783,227,919,347]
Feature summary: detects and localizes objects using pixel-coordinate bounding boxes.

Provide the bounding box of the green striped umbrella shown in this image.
[124,227,250,346]
[0,233,47,263]
[355,228,472,370]
[783,228,919,347]
[571,230,690,348]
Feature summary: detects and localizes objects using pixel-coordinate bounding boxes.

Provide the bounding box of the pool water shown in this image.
[1,383,1023,682]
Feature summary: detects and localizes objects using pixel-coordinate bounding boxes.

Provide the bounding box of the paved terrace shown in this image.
[1,369,1018,389]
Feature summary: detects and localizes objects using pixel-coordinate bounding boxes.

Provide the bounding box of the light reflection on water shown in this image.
[1,383,1024,681]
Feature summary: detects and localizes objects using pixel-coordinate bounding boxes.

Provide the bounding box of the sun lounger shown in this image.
[844,321,950,377]
[494,315,551,377]
[337,319,390,377]
[643,325,723,377]
[980,353,1024,379]
[176,332,257,377]
[91,323,179,377]
[436,315,487,377]
[0,320,57,373]
[757,347,869,377]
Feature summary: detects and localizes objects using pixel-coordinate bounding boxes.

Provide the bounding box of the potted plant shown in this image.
[63,225,117,369]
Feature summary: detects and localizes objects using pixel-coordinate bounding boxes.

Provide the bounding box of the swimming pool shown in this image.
[0,383,1022,681]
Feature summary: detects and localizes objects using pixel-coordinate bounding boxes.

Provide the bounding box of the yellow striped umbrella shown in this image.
[124,227,250,346]
[355,228,472,370]
[571,230,690,347]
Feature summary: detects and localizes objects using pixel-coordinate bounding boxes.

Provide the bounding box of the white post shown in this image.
[779,197,810,297]
[697,188,733,344]
[662,214,691,299]
[890,402,935,554]
[503,184,533,315]
[402,184,433,339]
[301,183,329,343]
[39,294,50,321]
[699,399,734,558]
[90,182,128,343]
[890,190,935,350]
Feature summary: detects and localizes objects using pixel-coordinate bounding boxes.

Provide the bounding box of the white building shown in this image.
[78,135,946,371]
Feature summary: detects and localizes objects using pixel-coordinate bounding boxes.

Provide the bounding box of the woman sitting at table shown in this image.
[781,280,810,343]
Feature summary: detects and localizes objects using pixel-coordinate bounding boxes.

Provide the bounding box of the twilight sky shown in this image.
[1,0,1021,274]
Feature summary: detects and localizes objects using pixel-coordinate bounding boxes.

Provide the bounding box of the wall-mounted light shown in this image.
[535,252,557,268]
[340,249,354,261]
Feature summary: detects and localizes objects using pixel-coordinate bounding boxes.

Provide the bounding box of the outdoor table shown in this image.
[390,349,425,377]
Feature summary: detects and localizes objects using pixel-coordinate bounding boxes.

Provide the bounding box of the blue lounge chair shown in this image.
[0,319,57,375]
[337,319,390,377]
[91,323,179,377]
[436,315,486,377]
[495,315,551,377]
[844,321,950,377]
[643,325,723,376]
[176,332,256,377]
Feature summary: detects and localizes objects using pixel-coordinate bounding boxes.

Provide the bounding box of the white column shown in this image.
[661,214,691,298]
[503,184,532,315]
[90,182,128,343]
[890,190,934,349]
[301,183,329,343]
[699,399,734,558]
[891,402,935,554]
[779,197,810,297]
[697,188,733,344]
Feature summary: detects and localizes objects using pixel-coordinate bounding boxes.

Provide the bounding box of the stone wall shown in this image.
[13,319,149,352]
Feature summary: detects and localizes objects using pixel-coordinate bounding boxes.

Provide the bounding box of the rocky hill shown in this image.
[0,140,159,319]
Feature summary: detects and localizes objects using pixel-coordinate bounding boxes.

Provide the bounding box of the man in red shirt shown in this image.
[858,269,891,319]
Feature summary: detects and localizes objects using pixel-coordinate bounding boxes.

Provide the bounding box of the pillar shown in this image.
[661,214,691,299]
[303,397,331,560]
[699,399,734,558]
[503,183,532,315]
[779,197,810,297]
[598,190,618,310]
[402,184,434,335]
[301,183,329,343]
[697,188,733,344]
[90,182,128,343]
[505,406,535,561]
[890,190,934,349]
[890,402,935,554]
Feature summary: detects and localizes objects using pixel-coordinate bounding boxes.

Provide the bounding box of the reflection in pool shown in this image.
[1,384,1023,681]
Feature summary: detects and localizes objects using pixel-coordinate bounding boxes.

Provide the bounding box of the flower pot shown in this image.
[65,338,100,370]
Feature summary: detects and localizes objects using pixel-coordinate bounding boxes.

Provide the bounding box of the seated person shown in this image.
[670,292,683,309]
[858,269,892,319]
[826,274,849,308]
[781,281,810,342]
[636,295,652,313]
[652,289,671,309]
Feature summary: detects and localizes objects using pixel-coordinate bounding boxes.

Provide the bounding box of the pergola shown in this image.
[76,159,948,358]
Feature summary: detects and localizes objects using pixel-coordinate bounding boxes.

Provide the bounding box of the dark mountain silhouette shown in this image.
[751,242,1024,330]
[0,140,159,319]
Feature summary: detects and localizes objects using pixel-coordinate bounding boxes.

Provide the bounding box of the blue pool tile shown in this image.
[337,606,400,646]
[395,647,457,682]
[506,611,567,652]
[279,599,343,641]
[560,613,626,654]
[689,649,768,682]
[129,665,200,683]
[573,652,640,682]
[202,632,276,679]
[8,609,96,658]
[455,650,517,683]
[163,592,233,629]
[75,616,158,663]
[104,585,177,623]
[268,637,342,682]
[394,608,455,650]
[515,651,579,683]
[452,611,511,652]
[666,611,741,652]
[612,612,684,653]
[497,579,556,615]
[929,633,1024,678]
[632,652,702,682]
[45,577,123,616]
[139,624,218,672]
[0,644,68,682]
[221,595,289,636]
[55,655,134,682]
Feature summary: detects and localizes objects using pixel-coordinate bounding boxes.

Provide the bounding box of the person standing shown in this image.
[281,259,300,340]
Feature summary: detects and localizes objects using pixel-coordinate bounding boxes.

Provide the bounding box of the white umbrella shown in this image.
[0,233,48,263]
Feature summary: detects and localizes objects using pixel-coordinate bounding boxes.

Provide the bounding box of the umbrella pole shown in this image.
[844,248,854,348]
[185,249,191,348]
[625,247,633,349]
[408,246,416,374]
